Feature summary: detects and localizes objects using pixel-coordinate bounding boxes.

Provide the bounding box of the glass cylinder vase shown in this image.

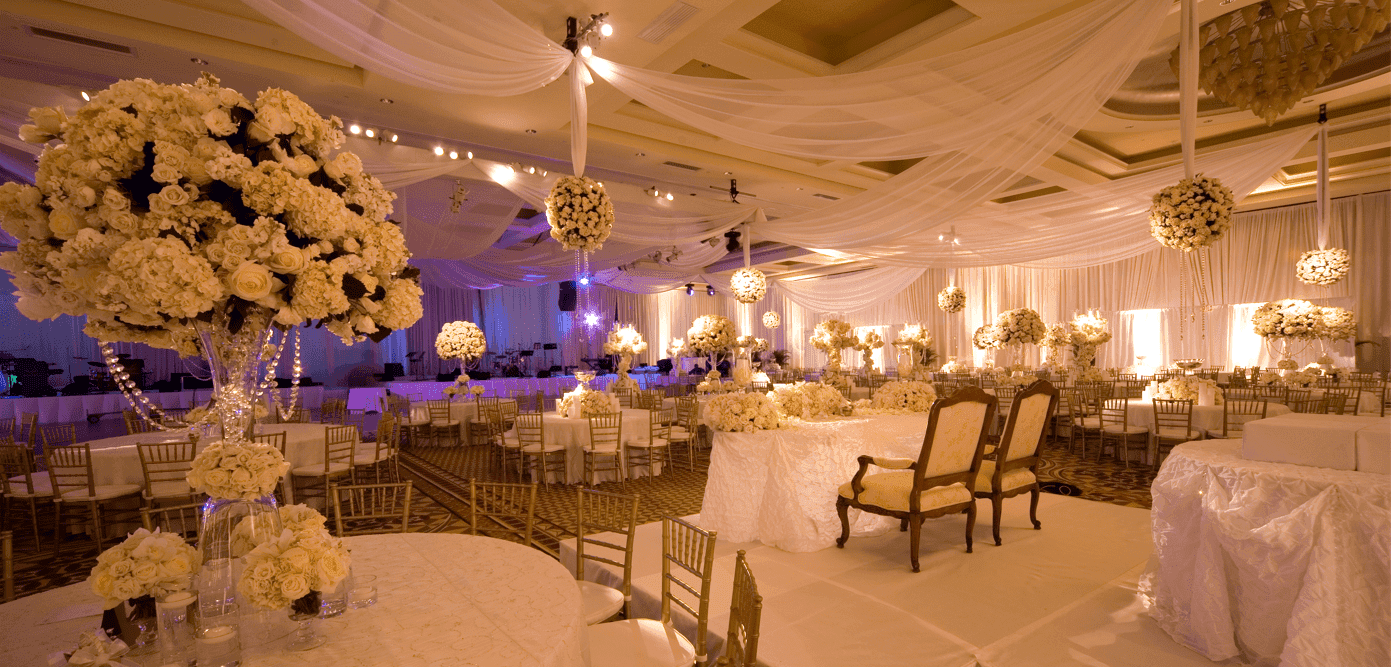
[193,304,275,445]
[197,495,284,615]
[157,591,198,666]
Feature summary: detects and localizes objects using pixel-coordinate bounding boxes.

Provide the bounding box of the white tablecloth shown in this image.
[542,408,654,484]
[1142,440,1391,666]
[0,533,586,667]
[408,400,480,426]
[1124,399,1293,434]
[387,375,678,402]
[0,388,324,424]
[701,413,930,552]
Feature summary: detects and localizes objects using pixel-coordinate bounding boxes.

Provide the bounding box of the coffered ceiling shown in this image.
[0,0,1386,283]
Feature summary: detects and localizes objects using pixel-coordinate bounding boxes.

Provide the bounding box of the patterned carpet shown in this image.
[3,429,1152,601]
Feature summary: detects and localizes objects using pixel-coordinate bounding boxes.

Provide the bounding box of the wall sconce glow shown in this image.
[433,146,444,156]
[349,124,362,135]
[584,313,600,327]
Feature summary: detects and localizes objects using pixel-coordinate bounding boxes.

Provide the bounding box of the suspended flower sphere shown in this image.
[730,267,767,304]
[545,175,614,253]
[1149,174,1234,251]
[1295,248,1351,286]
[936,286,965,313]
[762,311,780,329]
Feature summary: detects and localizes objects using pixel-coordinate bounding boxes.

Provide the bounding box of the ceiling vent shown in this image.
[662,160,701,171]
[812,193,840,201]
[26,26,133,55]
[637,2,700,44]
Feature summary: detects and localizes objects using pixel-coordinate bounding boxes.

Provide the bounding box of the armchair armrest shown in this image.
[847,455,916,501]
[869,456,915,469]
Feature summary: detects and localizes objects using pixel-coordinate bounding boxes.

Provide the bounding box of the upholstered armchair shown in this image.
[973,380,1058,546]
[835,387,996,572]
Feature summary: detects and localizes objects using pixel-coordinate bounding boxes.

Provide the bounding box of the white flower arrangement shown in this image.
[544,175,614,253]
[605,324,647,386]
[186,441,290,501]
[88,528,202,609]
[762,311,780,329]
[1295,248,1350,286]
[1256,369,1320,388]
[731,366,753,387]
[1073,366,1109,383]
[703,392,783,432]
[1069,313,1112,346]
[973,324,1002,350]
[855,330,884,372]
[736,334,754,351]
[237,525,351,611]
[1276,359,1299,371]
[940,357,969,373]
[436,320,486,362]
[867,380,938,414]
[730,268,767,304]
[0,74,421,355]
[993,308,1047,346]
[768,381,848,420]
[992,371,1037,389]
[1149,174,1235,252]
[1155,377,1225,405]
[667,337,689,359]
[557,385,614,418]
[1252,299,1321,339]
[229,503,328,557]
[936,286,965,313]
[1040,324,1069,370]
[696,370,734,394]
[441,375,485,399]
[810,319,857,372]
[687,315,737,356]
[1317,306,1356,341]
[750,338,769,354]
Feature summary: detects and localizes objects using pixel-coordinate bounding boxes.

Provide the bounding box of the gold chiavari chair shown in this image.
[1252,384,1289,403]
[1050,390,1075,447]
[1226,387,1257,400]
[15,413,37,453]
[1287,390,1328,414]
[426,399,463,447]
[158,408,190,427]
[1323,387,1361,415]
[0,418,12,443]
[993,385,1020,432]
[1,530,12,602]
[716,550,763,667]
[0,439,52,550]
[575,488,640,624]
[136,441,200,507]
[39,424,76,452]
[290,425,358,503]
[140,501,204,545]
[355,412,400,484]
[1099,398,1148,467]
[616,388,633,409]
[1069,388,1104,458]
[1152,399,1202,469]
[251,431,289,502]
[123,410,155,435]
[1205,398,1269,439]
[588,516,718,666]
[46,444,141,553]
[626,407,672,484]
[515,412,565,486]
[668,397,700,471]
[584,412,625,488]
[469,480,536,547]
[329,481,413,537]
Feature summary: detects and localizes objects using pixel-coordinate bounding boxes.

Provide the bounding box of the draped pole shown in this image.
[1177,0,1211,356]
[569,56,591,178]
[1316,104,1330,250]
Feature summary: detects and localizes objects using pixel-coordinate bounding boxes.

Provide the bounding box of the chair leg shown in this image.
[835,499,851,548]
[899,517,908,532]
[909,514,923,573]
[1029,488,1041,529]
[991,496,1003,546]
[964,502,976,554]
[52,502,63,555]
[90,501,105,552]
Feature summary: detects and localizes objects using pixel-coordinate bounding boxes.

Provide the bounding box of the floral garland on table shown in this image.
[993,308,1047,346]
[1148,174,1235,251]
[544,175,613,252]
[88,528,202,609]
[937,286,965,313]
[436,320,486,364]
[1256,369,1321,388]
[1252,299,1322,339]
[238,523,350,611]
[1295,248,1351,286]
[1317,306,1356,341]
[866,380,937,414]
[186,441,290,501]
[1154,377,1225,405]
[768,381,848,420]
[730,268,767,304]
[703,392,783,433]
[557,385,615,417]
[687,314,737,357]
[696,370,735,394]
[810,319,857,372]
[0,74,422,357]
[940,358,969,373]
[855,330,884,373]
[762,311,780,329]
[973,324,1001,350]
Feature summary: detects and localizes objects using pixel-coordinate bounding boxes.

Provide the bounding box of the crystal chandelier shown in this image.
[1171,0,1391,125]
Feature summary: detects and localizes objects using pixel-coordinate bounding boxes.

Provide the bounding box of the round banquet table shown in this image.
[408,400,480,426]
[543,408,655,484]
[1123,398,1293,434]
[0,533,586,667]
[1142,440,1390,667]
[701,413,930,552]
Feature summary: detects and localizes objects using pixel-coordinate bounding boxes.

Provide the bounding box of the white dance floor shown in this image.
[563,494,1226,667]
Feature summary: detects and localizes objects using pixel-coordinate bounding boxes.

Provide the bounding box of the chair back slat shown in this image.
[1220,399,1269,436]
[722,549,763,667]
[469,480,537,546]
[661,516,717,665]
[576,489,640,610]
[1152,399,1194,433]
[650,408,673,445]
[45,443,96,498]
[587,412,622,451]
[136,441,198,496]
[330,482,413,536]
[140,502,204,545]
[39,424,76,449]
[325,425,358,470]
[0,441,42,496]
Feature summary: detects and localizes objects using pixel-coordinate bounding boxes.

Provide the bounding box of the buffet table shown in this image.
[1143,440,1390,666]
[0,387,324,424]
[701,413,929,552]
[0,533,587,667]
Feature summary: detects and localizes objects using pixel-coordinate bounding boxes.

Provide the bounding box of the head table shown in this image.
[0,533,586,667]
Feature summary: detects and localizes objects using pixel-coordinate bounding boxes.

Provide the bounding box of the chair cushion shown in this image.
[431,419,461,427]
[579,581,625,625]
[974,460,1036,494]
[59,483,141,502]
[627,439,668,449]
[837,472,970,513]
[586,618,695,667]
[1156,427,1202,441]
[290,462,353,476]
[6,475,53,497]
[1101,424,1149,435]
[1073,417,1103,428]
[144,480,194,500]
[354,446,389,463]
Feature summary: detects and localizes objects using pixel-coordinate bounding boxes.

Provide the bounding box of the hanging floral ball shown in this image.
[545,175,614,253]
[1295,248,1350,286]
[972,325,1001,350]
[763,311,780,329]
[993,308,1048,346]
[436,321,487,362]
[1149,174,1235,251]
[937,286,965,313]
[730,268,767,304]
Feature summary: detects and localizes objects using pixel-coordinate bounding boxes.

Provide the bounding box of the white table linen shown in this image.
[701,413,929,552]
[1123,399,1292,435]
[408,400,480,426]
[0,533,586,667]
[1142,440,1391,667]
[543,408,656,484]
[0,388,324,424]
[387,374,679,402]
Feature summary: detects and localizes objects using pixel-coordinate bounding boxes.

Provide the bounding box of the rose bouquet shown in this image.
[89,528,202,610]
[696,370,733,394]
[186,441,290,501]
[703,392,783,432]
[810,319,857,372]
[545,175,613,252]
[605,324,647,391]
[730,267,766,304]
[1149,174,1234,251]
[1040,324,1069,370]
[768,381,848,420]
[229,503,328,557]
[1317,306,1356,341]
[557,385,614,417]
[940,358,969,373]
[855,330,884,372]
[1252,299,1321,339]
[762,311,780,329]
[731,366,753,387]
[667,337,689,359]
[1257,369,1320,388]
[1295,248,1350,286]
[973,324,1002,350]
[937,286,965,313]
[687,315,737,356]
[867,380,938,413]
[993,308,1047,346]
[237,525,351,611]
[436,321,486,363]
[1155,377,1225,405]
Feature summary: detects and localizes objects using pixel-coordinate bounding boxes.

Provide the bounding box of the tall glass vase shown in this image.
[194,305,274,445]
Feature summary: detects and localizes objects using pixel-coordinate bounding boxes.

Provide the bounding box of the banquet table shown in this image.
[543,408,655,484]
[1121,398,1292,464]
[0,533,587,667]
[0,387,324,424]
[1143,439,1390,666]
[701,413,930,552]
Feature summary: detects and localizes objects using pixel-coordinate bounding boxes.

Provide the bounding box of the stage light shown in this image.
[685,283,694,296]
[389,133,398,143]
[80,91,90,101]
[707,285,716,296]
[449,150,459,160]
[433,146,445,156]
[578,276,590,286]
[580,45,593,58]
[467,151,474,159]
[350,124,362,135]
[600,22,613,37]
[584,313,600,327]
[364,128,376,138]
[666,192,674,201]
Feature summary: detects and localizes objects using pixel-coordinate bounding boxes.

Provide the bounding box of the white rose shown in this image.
[280,573,311,600]
[156,184,190,208]
[48,206,80,239]
[203,109,237,136]
[266,245,308,275]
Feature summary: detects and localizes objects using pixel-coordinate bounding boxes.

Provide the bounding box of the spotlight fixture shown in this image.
[349,124,362,135]
[467,151,474,159]
[729,178,740,204]
[190,57,209,65]
[600,22,614,37]
[564,12,612,55]
[578,275,591,286]
[364,128,375,138]
[433,146,445,156]
[584,312,600,327]
[579,45,593,58]
[449,150,458,160]
[80,91,90,101]
[645,187,659,197]
[527,166,536,174]
[379,98,394,104]
[389,133,398,143]
[724,230,742,253]
[685,283,694,296]
[666,192,674,201]
[707,285,716,297]
[450,180,469,213]
[936,226,961,246]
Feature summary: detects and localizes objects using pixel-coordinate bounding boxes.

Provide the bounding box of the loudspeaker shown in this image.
[558,280,577,312]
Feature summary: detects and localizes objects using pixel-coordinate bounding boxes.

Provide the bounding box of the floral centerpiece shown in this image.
[731,366,753,387]
[730,268,766,304]
[1068,312,1111,380]
[1252,299,1322,339]
[864,380,937,414]
[762,311,780,329]
[186,440,289,502]
[1295,248,1350,286]
[750,337,769,355]
[893,325,935,379]
[1148,174,1235,251]
[436,321,486,366]
[88,528,202,649]
[545,175,613,252]
[703,392,783,432]
[855,330,884,373]
[1154,377,1225,405]
[993,308,1047,347]
[230,503,326,557]
[557,384,614,417]
[973,324,1001,350]
[696,370,734,394]
[940,358,969,373]
[937,286,965,313]
[1256,369,1320,388]
[810,319,857,373]
[1040,324,1069,371]
[239,518,351,650]
[1317,306,1356,341]
[991,369,1037,389]
[442,375,485,400]
[667,337,689,359]
[604,324,647,393]
[768,381,848,420]
[687,314,737,359]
